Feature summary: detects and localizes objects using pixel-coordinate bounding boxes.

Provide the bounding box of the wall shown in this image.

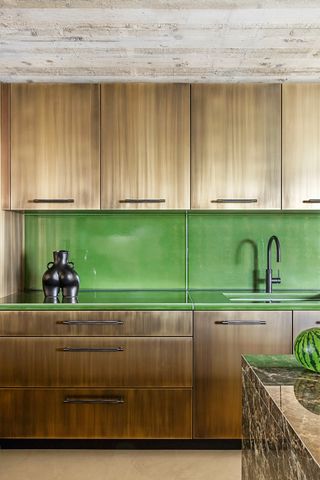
[24,211,320,291]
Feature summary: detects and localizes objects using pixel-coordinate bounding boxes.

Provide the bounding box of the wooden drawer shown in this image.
[0,311,192,337]
[0,388,192,439]
[293,311,320,340]
[0,337,192,387]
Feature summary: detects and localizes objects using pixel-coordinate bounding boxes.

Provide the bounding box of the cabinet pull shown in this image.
[211,199,258,204]
[316,321,320,324]
[57,320,124,326]
[119,199,165,204]
[303,199,320,204]
[64,397,124,405]
[215,320,266,325]
[30,199,75,204]
[58,346,124,352]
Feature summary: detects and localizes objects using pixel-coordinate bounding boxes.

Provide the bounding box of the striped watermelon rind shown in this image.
[294,328,320,373]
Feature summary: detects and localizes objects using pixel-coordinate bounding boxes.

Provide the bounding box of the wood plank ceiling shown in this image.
[1,0,320,82]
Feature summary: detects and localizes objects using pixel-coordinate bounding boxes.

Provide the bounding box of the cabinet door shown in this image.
[293,311,320,341]
[191,84,281,209]
[283,84,320,209]
[101,84,190,209]
[11,84,100,210]
[194,311,292,439]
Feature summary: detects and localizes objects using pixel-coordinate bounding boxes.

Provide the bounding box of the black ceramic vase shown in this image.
[42,250,80,299]
[58,250,80,299]
[42,251,61,298]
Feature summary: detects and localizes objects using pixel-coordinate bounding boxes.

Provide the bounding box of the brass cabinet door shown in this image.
[283,84,320,209]
[194,311,292,439]
[101,83,190,209]
[293,311,320,341]
[10,84,100,210]
[191,84,281,210]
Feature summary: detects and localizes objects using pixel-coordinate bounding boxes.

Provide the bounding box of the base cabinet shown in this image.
[0,310,193,439]
[194,311,292,439]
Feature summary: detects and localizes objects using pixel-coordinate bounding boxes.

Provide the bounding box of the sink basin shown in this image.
[223,292,320,303]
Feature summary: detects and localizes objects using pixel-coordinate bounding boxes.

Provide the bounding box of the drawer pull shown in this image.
[64,397,124,405]
[303,199,320,204]
[119,199,165,204]
[215,320,266,325]
[30,199,75,204]
[58,346,124,352]
[211,199,258,204]
[316,321,320,324]
[58,320,124,326]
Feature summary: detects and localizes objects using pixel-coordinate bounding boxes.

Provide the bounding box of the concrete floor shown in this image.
[0,449,241,480]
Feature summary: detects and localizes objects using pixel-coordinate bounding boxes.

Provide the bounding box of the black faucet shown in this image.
[266,235,281,293]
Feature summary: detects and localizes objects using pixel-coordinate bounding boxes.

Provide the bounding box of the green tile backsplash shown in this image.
[25,212,186,290]
[25,211,320,291]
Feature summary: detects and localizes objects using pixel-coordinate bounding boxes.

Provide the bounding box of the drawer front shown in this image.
[0,311,192,337]
[293,311,320,341]
[0,337,192,387]
[0,388,192,439]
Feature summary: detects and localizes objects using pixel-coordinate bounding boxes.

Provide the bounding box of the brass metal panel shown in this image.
[0,337,192,387]
[10,84,100,210]
[283,84,320,209]
[0,388,192,439]
[0,85,24,297]
[194,311,292,439]
[1,85,11,210]
[191,84,281,210]
[101,83,190,209]
[0,310,192,337]
[293,311,320,341]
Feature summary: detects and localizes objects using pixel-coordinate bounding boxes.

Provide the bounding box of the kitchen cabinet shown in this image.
[283,84,320,209]
[10,84,100,210]
[194,311,292,439]
[293,311,320,341]
[191,84,281,210]
[101,83,190,209]
[0,310,192,439]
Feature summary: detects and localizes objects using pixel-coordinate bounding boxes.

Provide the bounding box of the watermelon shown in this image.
[294,328,320,373]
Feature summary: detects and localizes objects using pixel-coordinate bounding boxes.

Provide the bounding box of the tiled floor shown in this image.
[0,449,241,480]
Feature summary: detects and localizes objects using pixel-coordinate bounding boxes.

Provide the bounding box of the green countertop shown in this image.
[1,289,320,310]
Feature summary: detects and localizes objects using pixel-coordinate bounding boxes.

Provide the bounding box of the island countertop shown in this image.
[242,354,320,479]
[0,289,320,311]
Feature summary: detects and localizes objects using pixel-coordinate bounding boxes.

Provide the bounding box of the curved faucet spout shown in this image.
[266,235,281,293]
[267,235,281,269]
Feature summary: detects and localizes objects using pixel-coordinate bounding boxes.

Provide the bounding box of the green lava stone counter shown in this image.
[242,355,320,480]
[1,290,320,311]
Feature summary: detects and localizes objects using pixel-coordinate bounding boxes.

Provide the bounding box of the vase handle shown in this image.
[68,261,75,268]
[47,261,54,268]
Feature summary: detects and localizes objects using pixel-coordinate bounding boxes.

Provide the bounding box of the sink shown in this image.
[223,292,320,303]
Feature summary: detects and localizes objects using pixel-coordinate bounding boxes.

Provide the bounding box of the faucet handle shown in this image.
[272,270,281,284]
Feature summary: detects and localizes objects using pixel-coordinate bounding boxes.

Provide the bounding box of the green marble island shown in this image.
[242,355,320,480]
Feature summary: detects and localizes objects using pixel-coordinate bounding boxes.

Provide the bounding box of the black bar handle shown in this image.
[119,199,166,204]
[211,199,258,204]
[64,397,124,405]
[303,199,320,203]
[57,320,124,326]
[215,320,266,325]
[30,199,75,204]
[58,346,124,352]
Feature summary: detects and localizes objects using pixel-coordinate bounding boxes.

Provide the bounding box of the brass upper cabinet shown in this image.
[101,84,190,209]
[283,84,320,209]
[191,84,281,210]
[10,84,100,210]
